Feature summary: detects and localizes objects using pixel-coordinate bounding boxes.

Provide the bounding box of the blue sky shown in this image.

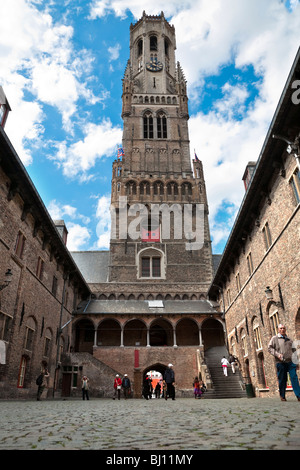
[1,0,299,254]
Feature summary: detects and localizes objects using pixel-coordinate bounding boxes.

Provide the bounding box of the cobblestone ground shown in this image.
[0,396,299,451]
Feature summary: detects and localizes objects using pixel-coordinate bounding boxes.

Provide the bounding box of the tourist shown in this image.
[193,376,202,398]
[229,354,238,374]
[122,374,131,399]
[221,356,230,376]
[164,363,175,400]
[113,374,122,400]
[268,324,300,402]
[36,368,50,401]
[82,375,90,400]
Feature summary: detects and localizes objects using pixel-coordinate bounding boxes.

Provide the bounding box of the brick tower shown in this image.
[71,12,221,397]
[108,11,214,296]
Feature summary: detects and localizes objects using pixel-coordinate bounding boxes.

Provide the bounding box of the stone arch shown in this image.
[123,319,147,346]
[149,318,173,346]
[201,318,225,350]
[97,319,121,346]
[143,362,167,381]
[176,318,199,346]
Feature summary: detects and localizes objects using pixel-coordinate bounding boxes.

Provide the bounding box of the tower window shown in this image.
[137,39,143,56]
[164,39,169,57]
[150,36,157,51]
[143,112,153,139]
[141,257,161,278]
[157,113,167,139]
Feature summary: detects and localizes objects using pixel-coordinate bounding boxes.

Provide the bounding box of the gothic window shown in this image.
[126,181,137,196]
[140,181,150,195]
[269,310,279,336]
[167,182,178,196]
[182,182,192,196]
[157,112,167,139]
[24,317,36,351]
[138,248,165,279]
[154,181,164,195]
[150,35,157,51]
[164,39,169,56]
[143,112,153,139]
[137,39,143,56]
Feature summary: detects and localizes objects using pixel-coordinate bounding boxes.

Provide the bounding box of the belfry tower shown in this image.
[109,11,214,296]
[72,12,221,396]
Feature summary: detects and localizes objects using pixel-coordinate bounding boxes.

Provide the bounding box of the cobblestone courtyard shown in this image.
[0,396,299,452]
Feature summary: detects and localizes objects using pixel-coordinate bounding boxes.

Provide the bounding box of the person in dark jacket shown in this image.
[122,374,131,399]
[164,363,175,400]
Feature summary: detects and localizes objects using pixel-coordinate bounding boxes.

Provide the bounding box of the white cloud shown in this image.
[66,223,91,251]
[47,199,91,225]
[89,0,194,20]
[94,194,112,249]
[108,44,121,61]
[51,119,122,178]
[0,0,100,162]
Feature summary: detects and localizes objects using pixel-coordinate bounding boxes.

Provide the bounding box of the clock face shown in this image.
[146,58,163,72]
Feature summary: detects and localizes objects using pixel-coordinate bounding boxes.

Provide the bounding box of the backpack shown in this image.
[36,374,43,386]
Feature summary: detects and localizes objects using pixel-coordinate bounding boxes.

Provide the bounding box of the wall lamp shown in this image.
[272,133,300,170]
[0,269,13,292]
[265,286,284,309]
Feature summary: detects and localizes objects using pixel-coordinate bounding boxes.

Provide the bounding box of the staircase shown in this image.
[203,346,247,399]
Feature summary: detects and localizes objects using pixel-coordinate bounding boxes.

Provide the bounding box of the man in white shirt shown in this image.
[221,356,230,376]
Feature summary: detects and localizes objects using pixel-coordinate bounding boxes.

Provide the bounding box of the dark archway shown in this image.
[201,318,225,350]
[97,319,121,346]
[149,319,173,346]
[124,319,147,346]
[74,319,94,353]
[142,363,167,398]
[176,318,199,346]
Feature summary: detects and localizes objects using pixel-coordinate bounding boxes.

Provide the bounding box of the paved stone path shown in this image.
[0,397,299,451]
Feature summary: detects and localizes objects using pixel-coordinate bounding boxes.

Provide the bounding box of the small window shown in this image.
[235,273,241,292]
[247,252,254,276]
[24,328,34,351]
[241,329,248,357]
[290,168,300,204]
[227,289,231,306]
[269,311,279,336]
[52,276,58,296]
[17,356,27,388]
[253,319,262,350]
[262,222,272,251]
[36,257,44,280]
[15,231,26,259]
[0,313,13,342]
